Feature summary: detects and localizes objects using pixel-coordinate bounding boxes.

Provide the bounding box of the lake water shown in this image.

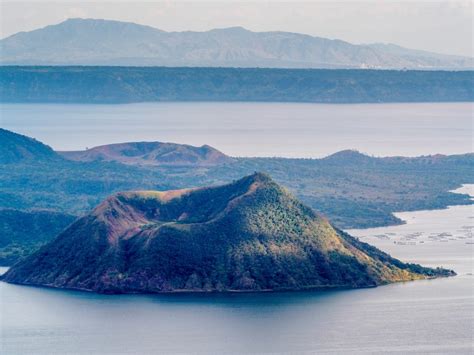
[1,102,472,157]
[1,186,472,354]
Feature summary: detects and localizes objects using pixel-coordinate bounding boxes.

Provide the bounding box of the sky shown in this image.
[1,1,472,57]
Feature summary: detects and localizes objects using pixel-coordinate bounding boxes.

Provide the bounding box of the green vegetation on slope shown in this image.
[0,209,76,265]
[1,130,472,265]
[0,128,59,164]
[1,173,453,294]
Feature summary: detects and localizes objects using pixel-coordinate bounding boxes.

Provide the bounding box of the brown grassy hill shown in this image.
[59,141,232,166]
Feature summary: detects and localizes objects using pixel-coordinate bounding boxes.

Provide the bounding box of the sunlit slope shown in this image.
[2,173,453,293]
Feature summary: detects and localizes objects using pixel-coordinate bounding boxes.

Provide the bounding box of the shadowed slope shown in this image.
[0,129,60,164]
[0,209,76,265]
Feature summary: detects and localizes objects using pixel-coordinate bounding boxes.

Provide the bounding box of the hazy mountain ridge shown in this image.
[1,173,453,293]
[1,18,472,69]
[2,67,473,104]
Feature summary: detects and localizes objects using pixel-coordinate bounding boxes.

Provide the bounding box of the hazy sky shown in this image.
[1,1,472,57]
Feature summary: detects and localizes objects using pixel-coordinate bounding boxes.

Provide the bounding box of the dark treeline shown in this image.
[1,66,473,103]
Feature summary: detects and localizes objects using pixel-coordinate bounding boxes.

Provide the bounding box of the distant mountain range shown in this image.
[1,18,472,69]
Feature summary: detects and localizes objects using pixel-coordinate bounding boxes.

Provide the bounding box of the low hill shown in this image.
[1,173,453,293]
[1,18,472,69]
[59,141,232,166]
[0,129,59,164]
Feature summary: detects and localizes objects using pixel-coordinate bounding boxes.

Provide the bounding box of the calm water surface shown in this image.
[1,102,472,157]
[1,187,473,354]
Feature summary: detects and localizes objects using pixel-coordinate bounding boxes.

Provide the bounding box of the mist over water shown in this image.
[1,102,472,157]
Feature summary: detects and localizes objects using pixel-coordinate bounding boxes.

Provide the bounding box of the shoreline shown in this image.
[346,184,474,234]
[1,273,455,297]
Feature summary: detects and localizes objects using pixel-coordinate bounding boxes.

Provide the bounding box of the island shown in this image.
[1,173,454,293]
[1,128,473,266]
